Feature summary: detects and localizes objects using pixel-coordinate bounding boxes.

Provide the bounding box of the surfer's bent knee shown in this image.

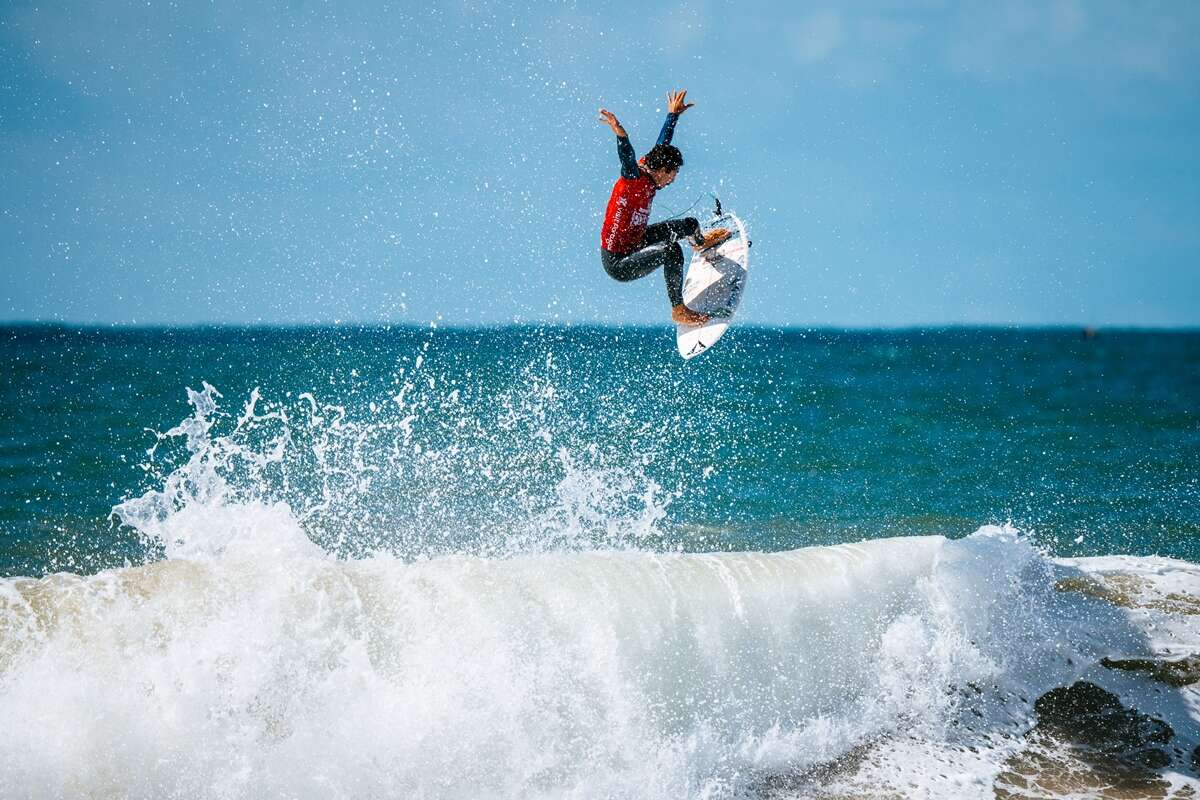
[600,250,636,282]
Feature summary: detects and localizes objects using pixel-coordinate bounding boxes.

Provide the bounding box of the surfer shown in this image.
[598,89,730,327]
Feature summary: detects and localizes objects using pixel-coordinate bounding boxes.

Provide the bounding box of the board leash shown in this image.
[662,191,726,222]
[660,192,708,222]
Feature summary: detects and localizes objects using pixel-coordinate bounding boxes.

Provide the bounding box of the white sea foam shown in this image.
[3,513,1197,799]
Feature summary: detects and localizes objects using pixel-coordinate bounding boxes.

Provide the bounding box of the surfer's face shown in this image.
[650,167,679,188]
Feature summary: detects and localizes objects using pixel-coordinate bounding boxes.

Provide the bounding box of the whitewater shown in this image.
[3,509,1199,797]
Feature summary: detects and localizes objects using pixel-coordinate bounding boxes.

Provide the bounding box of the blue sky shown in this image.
[2,0,1198,327]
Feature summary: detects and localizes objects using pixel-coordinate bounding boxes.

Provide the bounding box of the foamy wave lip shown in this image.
[139,500,322,562]
[2,527,1197,798]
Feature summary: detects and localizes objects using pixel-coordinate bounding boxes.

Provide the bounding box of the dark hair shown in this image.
[643,143,683,173]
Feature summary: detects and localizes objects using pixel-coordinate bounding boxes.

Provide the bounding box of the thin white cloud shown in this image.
[791,10,844,63]
[946,0,1199,83]
[769,0,1196,88]
[784,8,925,86]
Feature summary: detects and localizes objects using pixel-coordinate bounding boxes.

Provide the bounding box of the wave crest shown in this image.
[3,527,1175,798]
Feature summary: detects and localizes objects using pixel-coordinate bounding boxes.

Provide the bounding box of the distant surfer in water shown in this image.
[598,89,730,327]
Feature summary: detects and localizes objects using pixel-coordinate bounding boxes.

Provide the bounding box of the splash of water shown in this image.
[113,362,675,562]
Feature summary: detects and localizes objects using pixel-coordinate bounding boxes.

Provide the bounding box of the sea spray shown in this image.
[114,379,678,563]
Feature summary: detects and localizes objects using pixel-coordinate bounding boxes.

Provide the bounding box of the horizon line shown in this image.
[2,320,1198,334]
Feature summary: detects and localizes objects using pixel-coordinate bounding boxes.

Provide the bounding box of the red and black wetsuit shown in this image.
[599,112,700,307]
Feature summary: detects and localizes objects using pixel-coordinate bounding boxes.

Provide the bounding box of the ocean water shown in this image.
[2,324,1199,798]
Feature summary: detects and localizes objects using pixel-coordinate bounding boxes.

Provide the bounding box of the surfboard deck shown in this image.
[675,212,750,360]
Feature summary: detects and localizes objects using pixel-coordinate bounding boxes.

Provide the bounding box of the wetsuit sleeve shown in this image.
[616,135,639,179]
[657,112,680,146]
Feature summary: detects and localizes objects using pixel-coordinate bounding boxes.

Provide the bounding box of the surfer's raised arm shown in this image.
[599,108,640,180]
[598,108,626,139]
[657,89,694,146]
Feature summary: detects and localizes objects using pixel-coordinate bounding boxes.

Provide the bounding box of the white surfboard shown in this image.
[675,211,750,359]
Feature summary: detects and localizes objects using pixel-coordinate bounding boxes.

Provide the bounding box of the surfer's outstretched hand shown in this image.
[598,109,626,138]
[667,89,694,115]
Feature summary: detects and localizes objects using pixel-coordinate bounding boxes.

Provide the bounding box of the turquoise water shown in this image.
[3,324,1197,576]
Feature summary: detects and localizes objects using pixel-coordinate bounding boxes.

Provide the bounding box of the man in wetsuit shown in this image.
[598,89,730,327]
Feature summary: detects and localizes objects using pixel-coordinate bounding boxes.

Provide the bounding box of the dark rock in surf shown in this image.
[1034,681,1173,762]
[1101,654,1200,687]
[994,682,1177,798]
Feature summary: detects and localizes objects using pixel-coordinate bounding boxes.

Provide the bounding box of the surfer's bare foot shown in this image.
[672,304,710,326]
[692,228,731,251]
